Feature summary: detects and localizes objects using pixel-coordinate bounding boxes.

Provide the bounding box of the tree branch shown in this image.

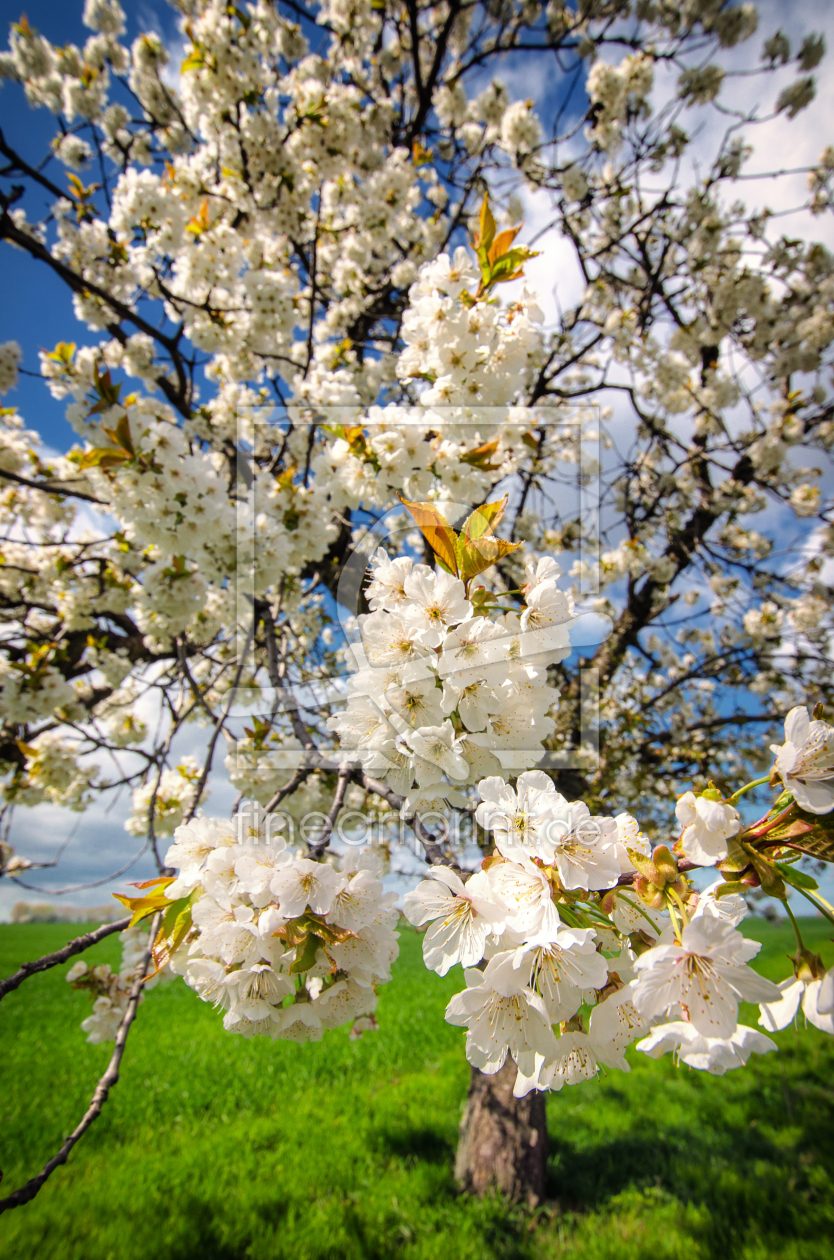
[356,771,455,867]
[0,916,131,1003]
[0,466,105,506]
[0,208,192,418]
[0,911,160,1213]
[308,760,351,859]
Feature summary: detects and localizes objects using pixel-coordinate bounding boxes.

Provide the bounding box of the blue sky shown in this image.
[0,2,191,449]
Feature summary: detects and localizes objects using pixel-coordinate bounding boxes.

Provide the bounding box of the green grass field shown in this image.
[0,916,832,1260]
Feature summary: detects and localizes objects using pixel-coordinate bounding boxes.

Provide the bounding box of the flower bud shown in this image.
[791,946,826,984]
[635,874,666,909]
[700,783,724,802]
[652,845,678,883]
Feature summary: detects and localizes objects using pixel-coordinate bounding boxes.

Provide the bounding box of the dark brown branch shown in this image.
[0,208,192,418]
[356,771,455,867]
[175,639,219,724]
[0,466,105,506]
[308,760,351,859]
[403,0,463,145]
[257,751,456,867]
[0,911,160,1213]
[0,916,131,1002]
[0,127,67,201]
[263,764,315,814]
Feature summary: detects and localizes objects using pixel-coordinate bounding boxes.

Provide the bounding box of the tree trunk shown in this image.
[454,1059,548,1205]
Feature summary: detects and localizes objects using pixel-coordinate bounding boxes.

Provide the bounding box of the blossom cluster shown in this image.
[66,924,159,1043]
[396,245,544,408]
[402,706,834,1091]
[72,703,834,1105]
[161,815,399,1042]
[327,551,574,814]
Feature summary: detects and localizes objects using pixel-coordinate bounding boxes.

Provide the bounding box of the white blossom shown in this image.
[403,866,507,974]
[770,706,834,814]
[758,970,834,1035]
[445,957,558,1074]
[632,915,781,1038]
[636,1022,777,1074]
[675,792,740,865]
[269,858,345,918]
[402,567,472,648]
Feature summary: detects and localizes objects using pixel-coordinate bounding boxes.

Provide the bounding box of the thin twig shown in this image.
[176,639,218,723]
[263,763,315,814]
[0,911,160,1213]
[308,761,351,859]
[357,771,454,867]
[9,839,149,896]
[0,467,105,506]
[260,756,456,866]
[183,614,255,824]
[0,916,131,1003]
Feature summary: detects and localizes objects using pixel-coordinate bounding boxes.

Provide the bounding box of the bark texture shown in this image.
[454,1060,548,1205]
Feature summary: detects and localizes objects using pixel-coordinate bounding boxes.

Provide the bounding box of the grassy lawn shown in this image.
[0,916,832,1260]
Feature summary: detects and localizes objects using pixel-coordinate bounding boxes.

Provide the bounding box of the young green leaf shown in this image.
[460,494,508,544]
[150,891,196,977]
[457,534,523,584]
[112,876,176,927]
[770,861,819,891]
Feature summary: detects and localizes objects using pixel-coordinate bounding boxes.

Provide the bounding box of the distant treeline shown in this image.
[10,902,123,924]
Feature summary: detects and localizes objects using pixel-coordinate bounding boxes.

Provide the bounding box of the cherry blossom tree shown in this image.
[1,0,834,1210]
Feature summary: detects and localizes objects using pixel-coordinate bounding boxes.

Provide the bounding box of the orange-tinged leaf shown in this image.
[460,437,501,469]
[88,364,122,411]
[343,424,366,453]
[101,415,135,458]
[128,876,176,891]
[186,198,211,235]
[398,496,460,576]
[487,224,523,265]
[113,876,175,927]
[149,892,195,978]
[112,891,170,928]
[271,916,309,947]
[474,193,496,254]
[458,534,523,584]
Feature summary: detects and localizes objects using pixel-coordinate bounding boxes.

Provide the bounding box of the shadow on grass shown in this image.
[547,1075,834,1256]
[159,1176,536,1260]
[376,1124,455,1167]
[158,1198,246,1260]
